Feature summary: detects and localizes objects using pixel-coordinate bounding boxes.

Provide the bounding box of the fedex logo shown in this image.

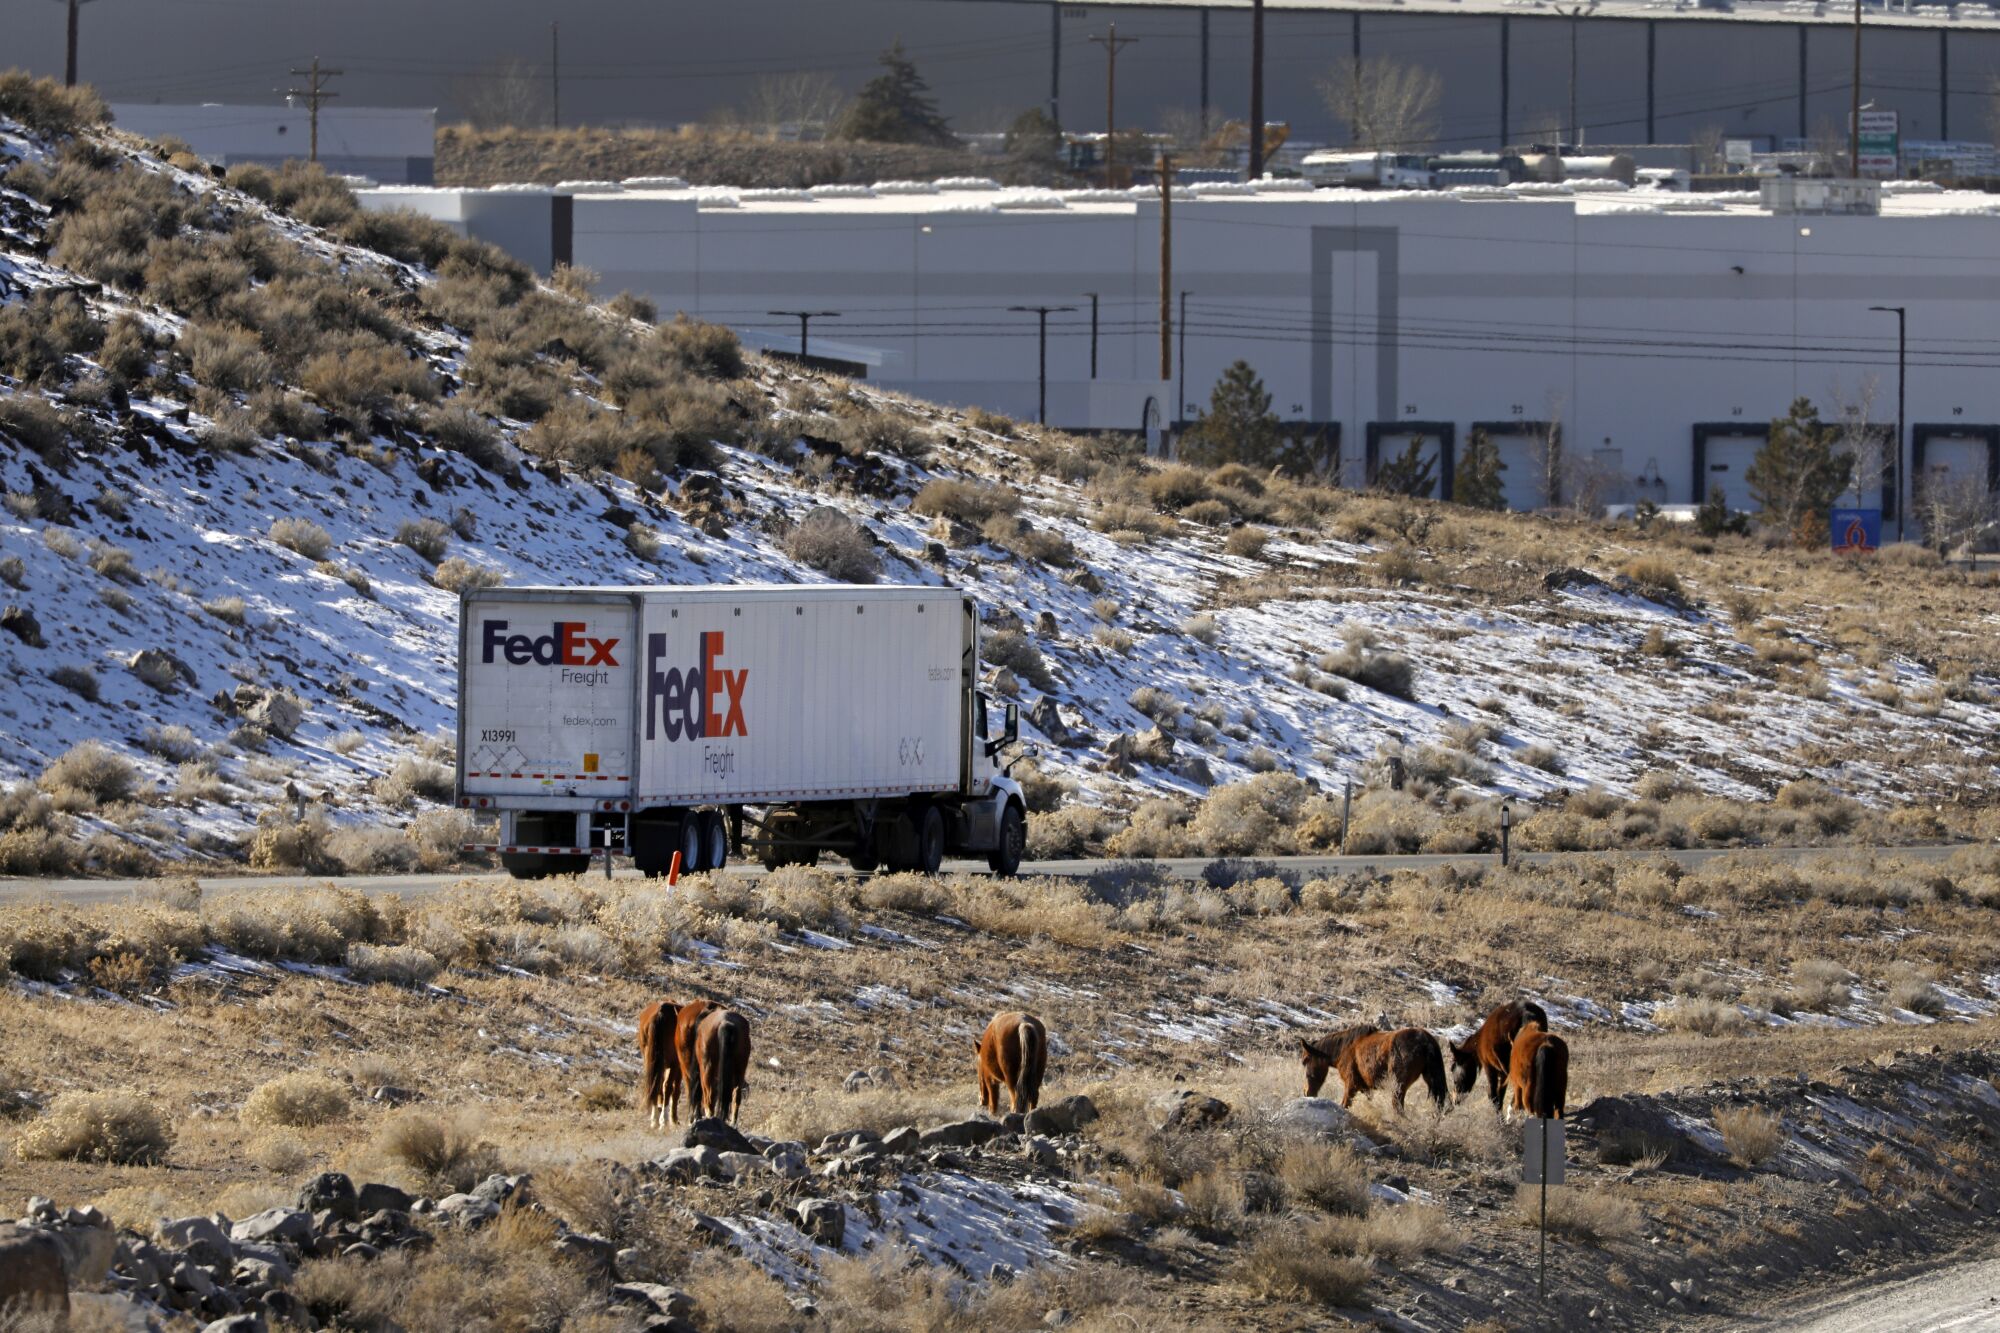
[646,630,748,742]
[480,619,621,667]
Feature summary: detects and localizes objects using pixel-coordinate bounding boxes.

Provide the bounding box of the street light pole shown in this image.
[1082,292,1099,380]
[769,310,840,360]
[1555,3,1598,149]
[1870,304,1907,541]
[1008,304,1077,425]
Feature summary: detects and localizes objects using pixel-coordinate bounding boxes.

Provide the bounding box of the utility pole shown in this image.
[1008,305,1075,426]
[286,59,343,164]
[551,22,561,130]
[769,310,839,361]
[57,0,97,87]
[1850,0,1862,176]
[1089,25,1138,188]
[1082,291,1099,379]
[1158,152,1173,385]
[1248,0,1266,179]
[1870,305,1907,541]
[1178,289,1190,426]
[1554,4,1597,149]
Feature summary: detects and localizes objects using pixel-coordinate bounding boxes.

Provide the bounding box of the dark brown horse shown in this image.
[975,1011,1048,1115]
[637,998,682,1129]
[692,1007,752,1122]
[1300,1025,1447,1112]
[669,999,722,1125]
[1506,1021,1569,1122]
[1449,1000,1550,1108]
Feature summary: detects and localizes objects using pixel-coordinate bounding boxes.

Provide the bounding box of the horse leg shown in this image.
[1486,1065,1503,1108]
[1393,1071,1410,1114]
[1340,1080,1358,1109]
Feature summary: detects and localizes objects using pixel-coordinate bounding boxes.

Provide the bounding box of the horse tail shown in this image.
[1012,1016,1037,1113]
[713,1016,736,1121]
[1419,1033,1447,1108]
[1531,1037,1553,1119]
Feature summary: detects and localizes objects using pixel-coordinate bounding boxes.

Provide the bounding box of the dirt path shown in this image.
[1748,1246,2000,1331]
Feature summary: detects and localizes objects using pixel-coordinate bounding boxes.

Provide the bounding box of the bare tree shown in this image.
[452,59,552,130]
[1319,56,1443,153]
[1526,394,1567,510]
[1916,471,1999,555]
[1517,110,1565,153]
[1807,115,1847,177]
[1158,105,1228,166]
[745,72,849,141]
[1824,376,1887,508]
[1689,123,1726,174]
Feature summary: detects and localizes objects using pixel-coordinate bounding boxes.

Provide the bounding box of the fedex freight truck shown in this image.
[455,585,1026,879]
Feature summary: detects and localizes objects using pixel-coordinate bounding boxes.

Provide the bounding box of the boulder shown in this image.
[0,606,42,647]
[158,1216,235,1266]
[229,684,304,738]
[229,1209,312,1249]
[766,1149,808,1180]
[50,1221,117,1286]
[816,1130,879,1155]
[434,1195,500,1228]
[650,1146,719,1182]
[0,1223,69,1319]
[1173,754,1216,788]
[199,1316,267,1333]
[1025,1095,1099,1137]
[1573,1095,1723,1167]
[298,1172,358,1223]
[793,1200,845,1248]
[356,1182,414,1214]
[471,1174,529,1206]
[682,1118,755,1156]
[233,1257,291,1291]
[24,1198,59,1225]
[552,1231,617,1274]
[715,1152,770,1180]
[612,1282,696,1320]
[170,1260,217,1298]
[1270,1097,1357,1141]
[880,1126,921,1155]
[917,1118,1004,1150]
[1159,1092,1231,1132]
[127,648,191,693]
[1023,1136,1064,1170]
[1027,696,1069,745]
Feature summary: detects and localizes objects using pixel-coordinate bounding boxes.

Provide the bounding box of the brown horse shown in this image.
[1506,1022,1569,1122]
[637,998,682,1129]
[1449,1000,1550,1108]
[1301,1025,1447,1112]
[975,1011,1048,1115]
[691,1007,752,1122]
[669,999,722,1125]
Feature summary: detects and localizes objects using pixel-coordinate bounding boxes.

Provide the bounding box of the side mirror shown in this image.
[985,702,1019,759]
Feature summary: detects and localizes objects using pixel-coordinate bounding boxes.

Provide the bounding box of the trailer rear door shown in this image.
[458,590,638,802]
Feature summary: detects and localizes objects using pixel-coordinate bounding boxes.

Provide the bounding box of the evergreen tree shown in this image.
[1746,397,1853,544]
[837,43,956,147]
[1453,428,1506,510]
[1179,360,1281,469]
[1004,107,1062,161]
[1371,438,1437,498]
[1695,483,1749,537]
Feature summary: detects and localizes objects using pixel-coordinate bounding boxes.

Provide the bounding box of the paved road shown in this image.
[1758,1248,2000,1331]
[0,842,1973,905]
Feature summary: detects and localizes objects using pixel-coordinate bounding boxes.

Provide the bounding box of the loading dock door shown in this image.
[1692,424,1771,510]
[1365,421,1456,500]
[1474,422,1559,512]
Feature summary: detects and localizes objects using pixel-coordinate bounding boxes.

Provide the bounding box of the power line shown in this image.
[284,57,342,164]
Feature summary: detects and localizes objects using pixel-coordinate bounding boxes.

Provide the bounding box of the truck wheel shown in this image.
[678,814,708,875]
[987,802,1026,877]
[702,809,729,872]
[916,804,945,876]
[846,849,880,874]
[546,854,592,877]
[501,852,552,880]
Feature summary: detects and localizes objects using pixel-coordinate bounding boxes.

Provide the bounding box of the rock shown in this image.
[918,1118,1005,1150]
[1023,1136,1063,1169]
[842,1069,873,1093]
[0,1223,69,1320]
[229,1209,312,1249]
[1026,696,1069,745]
[356,1182,414,1214]
[716,1152,770,1180]
[880,1126,921,1155]
[683,1118,756,1155]
[988,1261,1017,1283]
[1271,1097,1357,1140]
[49,1221,116,1286]
[1024,1095,1098,1137]
[158,1216,235,1265]
[1035,611,1059,636]
[613,1283,696,1320]
[1573,1095,1723,1167]
[24,1197,59,1224]
[0,606,45,648]
[170,1260,217,1298]
[1173,753,1216,787]
[199,1316,266,1333]
[434,1195,500,1227]
[553,1231,618,1274]
[471,1174,529,1206]
[1670,1278,1697,1298]
[766,1149,808,1180]
[229,684,304,738]
[1159,1092,1231,1131]
[650,1146,719,1182]
[298,1172,358,1223]
[233,1257,290,1290]
[367,1086,418,1106]
[794,1200,845,1248]
[1044,1310,1073,1328]
[64,1205,106,1229]
[816,1130,879,1155]
[1064,569,1103,595]
[260,1291,305,1326]
[127,648,191,693]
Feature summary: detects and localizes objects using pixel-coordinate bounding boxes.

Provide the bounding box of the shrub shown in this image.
[1278,1144,1371,1216]
[50,665,100,702]
[373,1113,501,1193]
[181,321,275,394]
[327,824,419,875]
[241,1072,349,1128]
[657,314,745,380]
[1621,556,1683,599]
[832,404,928,461]
[432,556,503,593]
[1141,465,1209,511]
[0,396,69,461]
[202,595,248,625]
[1714,1105,1784,1167]
[1319,632,1416,701]
[1224,525,1270,558]
[88,540,138,583]
[783,507,879,583]
[913,478,1020,526]
[420,402,514,474]
[301,341,437,417]
[0,72,110,136]
[347,942,443,988]
[141,724,200,761]
[1519,743,1565,774]
[983,629,1055,691]
[1182,612,1219,644]
[1232,1220,1373,1303]
[1518,1186,1642,1245]
[246,810,335,872]
[42,741,137,804]
[15,1090,173,1165]
[270,517,334,559]
[379,756,454,806]
[394,518,452,562]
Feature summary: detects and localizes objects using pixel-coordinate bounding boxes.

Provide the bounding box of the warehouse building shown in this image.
[359,176,2000,524]
[109,103,437,185]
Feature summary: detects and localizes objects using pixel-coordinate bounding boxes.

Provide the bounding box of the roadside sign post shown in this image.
[1500,801,1513,867]
[1522,1115,1566,1298]
[1341,777,1353,853]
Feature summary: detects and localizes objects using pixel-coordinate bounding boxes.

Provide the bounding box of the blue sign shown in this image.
[1830,507,1881,553]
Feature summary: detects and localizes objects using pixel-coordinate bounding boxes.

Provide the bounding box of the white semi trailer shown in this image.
[454,584,1026,879]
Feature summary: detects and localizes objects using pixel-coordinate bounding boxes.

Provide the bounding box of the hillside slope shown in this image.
[1,80,1997,872]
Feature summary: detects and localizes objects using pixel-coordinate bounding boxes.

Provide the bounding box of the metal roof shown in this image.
[954,0,2000,34]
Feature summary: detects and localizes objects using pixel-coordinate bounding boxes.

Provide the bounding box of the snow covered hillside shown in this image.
[2,86,1996,870]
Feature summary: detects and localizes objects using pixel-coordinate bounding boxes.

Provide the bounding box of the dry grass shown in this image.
[1517,1185,1643,1245]
[241,1072,350,1128]
[1716,1105,1786,1167]
[1232,1219,1374,1303]
[373,1112,504,1193]
[14,1090,173,1164]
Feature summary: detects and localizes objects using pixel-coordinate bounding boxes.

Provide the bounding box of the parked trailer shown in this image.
[455,585,1026,879]
[1301,150,1434,189]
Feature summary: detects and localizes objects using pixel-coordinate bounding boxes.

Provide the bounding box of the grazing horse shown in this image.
[975,1011,1048,1115]
[1506,1022,1570,1122]
[669,999,722,1125]
[1301,1025,1447,1112]
[692,1007,752,1122]
[1449,1000,1550,1108]
[637,999,683,1129]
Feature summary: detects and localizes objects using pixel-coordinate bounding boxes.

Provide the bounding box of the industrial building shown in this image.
[108,103,437,185]
[359,175,2000,521]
